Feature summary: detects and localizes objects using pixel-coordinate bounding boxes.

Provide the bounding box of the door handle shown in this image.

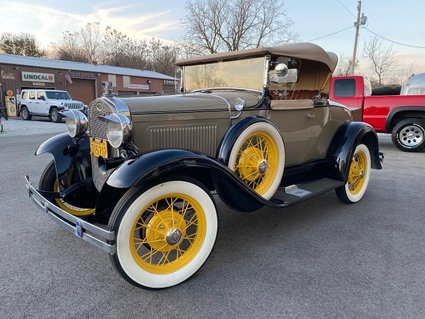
[306,113,316,119]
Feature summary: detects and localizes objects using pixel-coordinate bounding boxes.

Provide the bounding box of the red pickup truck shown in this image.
[330,75,425,152]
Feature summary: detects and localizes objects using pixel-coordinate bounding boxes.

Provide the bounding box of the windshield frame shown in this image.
[181,56,268,92]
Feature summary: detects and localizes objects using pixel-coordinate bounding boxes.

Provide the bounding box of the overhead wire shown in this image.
[364,27,425,49]
[334,0,357,18]
[308,26,353,42]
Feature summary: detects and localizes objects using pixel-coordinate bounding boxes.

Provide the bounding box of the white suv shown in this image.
[19,89,86,123]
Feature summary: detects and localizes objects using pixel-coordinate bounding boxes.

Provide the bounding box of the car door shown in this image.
[269,100,318,166]
[35,91,47,115]
[27,91,36,114]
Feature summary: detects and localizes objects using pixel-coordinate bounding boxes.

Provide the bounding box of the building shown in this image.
[0,53,178,111]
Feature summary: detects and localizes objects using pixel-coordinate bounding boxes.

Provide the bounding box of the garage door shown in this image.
[68,79,96,105]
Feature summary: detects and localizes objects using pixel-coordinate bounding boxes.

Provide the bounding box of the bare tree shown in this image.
[0,33,45,57]
[52,23,178,76]
[363,36,397,86]
[334,55,357,76]
[182,0,297,54]
[54,31,89,62]
[80,22,103,64]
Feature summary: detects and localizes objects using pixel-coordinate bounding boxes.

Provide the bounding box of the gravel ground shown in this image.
[0,117,66,137]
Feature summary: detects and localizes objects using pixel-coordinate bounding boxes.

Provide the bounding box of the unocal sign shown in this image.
[22,71,55,83]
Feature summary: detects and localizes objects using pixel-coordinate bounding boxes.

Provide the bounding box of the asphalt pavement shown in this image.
[0,123,424,319]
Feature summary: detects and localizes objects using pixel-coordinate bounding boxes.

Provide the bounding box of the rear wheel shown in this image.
[39,161,95,216]
[49,108,62,123]
[108,180,218,289]
[21,106,32,120]
[336,144,371,204]
[391,118,425,152]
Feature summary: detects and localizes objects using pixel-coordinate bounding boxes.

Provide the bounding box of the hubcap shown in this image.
[234,132,278,195]
[399,125,424,148]
[166,228,183,245]
[130,194,207,274]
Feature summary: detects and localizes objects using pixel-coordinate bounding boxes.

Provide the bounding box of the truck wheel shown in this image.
[336,144,371,204]
[49,108,62,123]
[39,161,95,216]
[391,118,425,152]
[228,122,285,200]
[108,180,218,289]
[21,106,32,120]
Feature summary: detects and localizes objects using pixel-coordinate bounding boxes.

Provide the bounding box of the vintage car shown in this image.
[25,43,383,289]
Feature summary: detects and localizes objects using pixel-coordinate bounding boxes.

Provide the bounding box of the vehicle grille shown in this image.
[88,99,119,191]
[149,125,217,157]
[65,102,83,109]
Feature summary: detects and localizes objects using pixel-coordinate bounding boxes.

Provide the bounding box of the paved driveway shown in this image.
[0,132,424,319]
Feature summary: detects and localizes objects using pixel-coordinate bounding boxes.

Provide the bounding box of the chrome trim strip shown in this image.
[25,176,116,254]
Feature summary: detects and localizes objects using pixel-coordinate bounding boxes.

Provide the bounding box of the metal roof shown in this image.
[0,53,176,80]
[176,42,338,72]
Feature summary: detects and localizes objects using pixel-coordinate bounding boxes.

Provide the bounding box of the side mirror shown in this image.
[38,96,45,100]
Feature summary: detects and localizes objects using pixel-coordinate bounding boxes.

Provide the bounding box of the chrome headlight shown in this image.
[62,109,88,138]
[102,113,132,148]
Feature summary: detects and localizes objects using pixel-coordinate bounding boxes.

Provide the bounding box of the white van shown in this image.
[19,89,85,122]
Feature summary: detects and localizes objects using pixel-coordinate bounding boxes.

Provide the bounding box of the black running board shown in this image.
[268,178,345,208]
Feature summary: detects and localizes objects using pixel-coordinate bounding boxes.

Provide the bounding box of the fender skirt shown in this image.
[106,149,279,212]
[327,121,382,181]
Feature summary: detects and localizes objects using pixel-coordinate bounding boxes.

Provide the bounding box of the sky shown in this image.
[1,0,424,81]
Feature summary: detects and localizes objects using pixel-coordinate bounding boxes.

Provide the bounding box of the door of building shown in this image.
[67,79,96,105]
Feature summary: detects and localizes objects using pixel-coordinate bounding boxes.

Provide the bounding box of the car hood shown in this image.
[115,90,261,114]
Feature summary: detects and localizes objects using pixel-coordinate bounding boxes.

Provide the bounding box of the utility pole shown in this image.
[351,0,366,75]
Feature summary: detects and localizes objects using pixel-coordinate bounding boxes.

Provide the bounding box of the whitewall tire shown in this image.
[109,180,218,289]
[228,122,285,200]
[336,144,371,204]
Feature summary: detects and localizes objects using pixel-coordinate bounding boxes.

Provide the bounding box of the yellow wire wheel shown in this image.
[129,193,206,274]
[228,122,285,200]
[336,143,371,203]
[53,180,96,216]
[112,180,218,288]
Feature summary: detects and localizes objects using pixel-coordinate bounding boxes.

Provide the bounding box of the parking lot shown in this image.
[0,119,424,319]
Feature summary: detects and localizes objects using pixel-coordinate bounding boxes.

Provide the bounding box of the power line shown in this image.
[308,26,353,42]
[334,0,357,18]
[364,27,425,49]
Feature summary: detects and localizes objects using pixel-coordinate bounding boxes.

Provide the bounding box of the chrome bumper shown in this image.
[25,175,116,254]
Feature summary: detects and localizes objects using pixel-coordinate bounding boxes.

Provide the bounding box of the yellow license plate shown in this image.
[90,138,108,158]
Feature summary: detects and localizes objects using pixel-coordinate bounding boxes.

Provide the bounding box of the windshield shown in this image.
[183,57,265,91]
[45,91,71,100]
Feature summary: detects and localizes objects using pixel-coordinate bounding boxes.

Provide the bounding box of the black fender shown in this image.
[385,106,425,132]
[35,133,91,184]
[328,122,382,182]
[217,116,282,165]
[105,149,272,212]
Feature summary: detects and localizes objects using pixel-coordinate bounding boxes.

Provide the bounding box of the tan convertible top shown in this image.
[176,42,338,72]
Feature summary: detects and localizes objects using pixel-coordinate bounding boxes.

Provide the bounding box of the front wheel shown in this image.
[336,144,371,204]
[109,180,218,289]
[391,118,425,152]
[39,161,96,216]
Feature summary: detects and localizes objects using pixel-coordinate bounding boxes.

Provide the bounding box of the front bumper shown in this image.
[25,175,116,254]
